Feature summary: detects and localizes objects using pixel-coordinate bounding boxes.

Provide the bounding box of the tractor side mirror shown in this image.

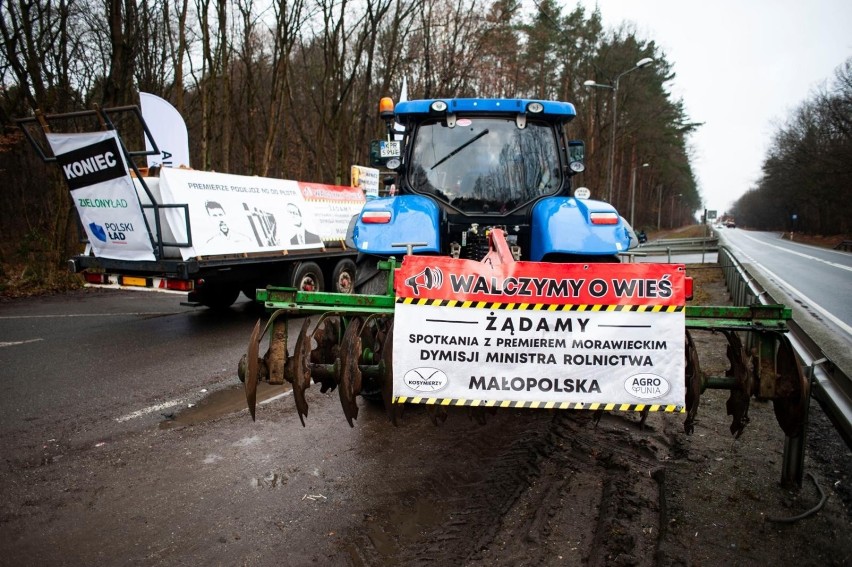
[567,140,585,175]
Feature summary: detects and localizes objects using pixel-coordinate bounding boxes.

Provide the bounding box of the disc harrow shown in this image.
[238,233,807,444]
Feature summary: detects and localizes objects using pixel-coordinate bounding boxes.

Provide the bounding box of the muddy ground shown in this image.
[1,265,850,566]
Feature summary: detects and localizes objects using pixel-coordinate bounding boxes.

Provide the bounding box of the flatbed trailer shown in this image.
[19,105,363,308]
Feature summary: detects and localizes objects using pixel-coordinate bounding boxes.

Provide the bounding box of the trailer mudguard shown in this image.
[353,195,441,255]
[530,197,633,260]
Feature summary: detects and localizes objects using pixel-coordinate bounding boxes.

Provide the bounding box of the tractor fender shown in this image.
[530,196,633,260]
[352,195,441,255]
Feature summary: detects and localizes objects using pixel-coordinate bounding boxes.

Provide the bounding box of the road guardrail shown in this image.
[718,245,852,483]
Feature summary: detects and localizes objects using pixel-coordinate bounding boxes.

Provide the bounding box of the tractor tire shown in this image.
[291,261,325,292]
[196,284,240,310]
[240,284,259,302]
[331,258,357,294]
[354,254,389,295]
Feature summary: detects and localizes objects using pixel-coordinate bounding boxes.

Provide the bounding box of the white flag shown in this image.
[394,77,408,141]
[140,92,191,169]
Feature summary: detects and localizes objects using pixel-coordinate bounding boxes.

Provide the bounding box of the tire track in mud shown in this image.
[469,412,672,566]
[343,408,674,566]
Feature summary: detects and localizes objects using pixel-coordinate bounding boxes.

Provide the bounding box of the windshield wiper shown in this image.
[430,129,490,170]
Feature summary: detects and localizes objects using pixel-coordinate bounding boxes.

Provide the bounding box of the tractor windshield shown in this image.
[408,117,561,214]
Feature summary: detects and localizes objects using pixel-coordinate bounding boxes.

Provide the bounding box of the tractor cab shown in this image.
[359,98,630,263]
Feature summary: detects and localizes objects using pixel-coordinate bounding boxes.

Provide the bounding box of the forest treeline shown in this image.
[730,58,852,234]
[0,0,720,292]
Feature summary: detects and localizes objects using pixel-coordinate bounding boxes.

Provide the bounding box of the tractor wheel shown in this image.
[196,284,240,310]
[240,284,259,302]
[354,254,389,295]
[291,261,325,292]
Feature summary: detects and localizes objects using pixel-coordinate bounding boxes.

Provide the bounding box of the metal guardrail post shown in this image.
[781,365,811,488]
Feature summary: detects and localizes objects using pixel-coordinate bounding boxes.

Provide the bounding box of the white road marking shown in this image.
[116,399,185,422]
[726,241,852,336]
[738,232,852,272]
[0,312,179,320]
[260,391,292,405]
[116,389,290,423]
[0,338,44,347]
[83,283,188,294]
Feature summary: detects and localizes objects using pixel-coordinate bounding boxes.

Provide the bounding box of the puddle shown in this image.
[160,382,289,429]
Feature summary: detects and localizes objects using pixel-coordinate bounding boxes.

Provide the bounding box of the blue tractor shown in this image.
[352,97,636,294]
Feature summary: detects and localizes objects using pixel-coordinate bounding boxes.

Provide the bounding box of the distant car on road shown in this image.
[725,221,736,228]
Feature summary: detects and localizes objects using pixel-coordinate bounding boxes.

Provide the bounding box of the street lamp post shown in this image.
[584,57,655,204]
[629,162,649,228]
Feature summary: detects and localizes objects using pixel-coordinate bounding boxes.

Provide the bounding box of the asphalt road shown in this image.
[0,288,261,454]
[717,228,852,375]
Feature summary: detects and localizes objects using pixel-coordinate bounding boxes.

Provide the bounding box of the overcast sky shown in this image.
[573,0,852,215]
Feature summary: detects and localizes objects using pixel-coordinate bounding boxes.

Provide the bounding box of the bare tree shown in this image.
[102,0,139,106]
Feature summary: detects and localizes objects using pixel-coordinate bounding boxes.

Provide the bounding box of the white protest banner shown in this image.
[157,168,364,259]
[139,92,191,169]
[351,165,379,198]
[298,181,366,241]
[47,131,155,261]
[392,255,687,411]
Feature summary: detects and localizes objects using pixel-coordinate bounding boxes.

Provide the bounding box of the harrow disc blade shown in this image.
[244,319,262,421]
[311,315,342,393]
[339,317,364,427]
[637,407,650,429]
[426,405,448,426]
[772,334,810,437]
[683,330,703,435]
[723,331,752,438]
[381,319,401,424]
[292,317,313,427]
[468,407,490,425]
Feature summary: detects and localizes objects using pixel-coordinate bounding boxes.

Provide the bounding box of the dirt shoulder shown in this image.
[655,263,851,566]
[467,263,851,567]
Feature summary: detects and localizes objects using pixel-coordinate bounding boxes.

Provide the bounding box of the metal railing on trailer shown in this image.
[17,106,193,260]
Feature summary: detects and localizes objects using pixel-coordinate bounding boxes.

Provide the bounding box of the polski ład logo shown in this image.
[89,222,108,242]
[624,373,670,400]
[403,367,448,392]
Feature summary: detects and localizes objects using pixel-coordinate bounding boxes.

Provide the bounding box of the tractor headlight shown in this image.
[430,101,448,112]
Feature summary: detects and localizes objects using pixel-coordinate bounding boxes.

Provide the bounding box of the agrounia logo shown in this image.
[624,373,670,400]
[403,367,448,392]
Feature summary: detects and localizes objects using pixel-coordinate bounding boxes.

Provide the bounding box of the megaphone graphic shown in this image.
[405,267,443,295]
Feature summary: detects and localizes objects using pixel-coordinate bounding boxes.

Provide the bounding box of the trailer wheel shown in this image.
[291,261,325,292]
[331,259,356,294]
